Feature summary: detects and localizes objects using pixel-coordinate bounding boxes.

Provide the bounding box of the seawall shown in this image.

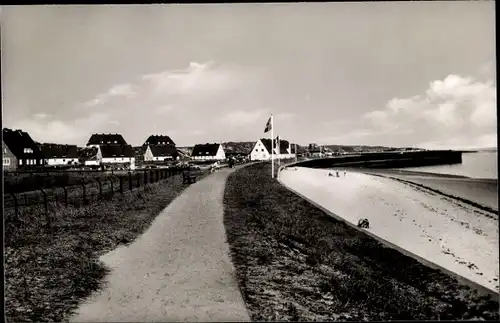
[291,150,462,169]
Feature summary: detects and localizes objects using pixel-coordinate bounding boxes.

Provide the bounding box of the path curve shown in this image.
[69,168,250,322]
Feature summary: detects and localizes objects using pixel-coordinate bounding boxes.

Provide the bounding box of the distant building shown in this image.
[38,143,79,166]
[100,145,135,170]
[3,128,44,170]
[142,135,176,147]
[84,133,135,169]
[250,138,296,161]
[86,133,128,148]
[142,134,178,162]
[3,140,17,171]
[191,143,226,161]
[79,147,100,167]
[144,145,179,162]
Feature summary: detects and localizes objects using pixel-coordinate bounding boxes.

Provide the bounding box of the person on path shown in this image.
[344,170,347,177]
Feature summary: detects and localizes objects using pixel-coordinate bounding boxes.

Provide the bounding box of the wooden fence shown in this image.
[3,168,187,217]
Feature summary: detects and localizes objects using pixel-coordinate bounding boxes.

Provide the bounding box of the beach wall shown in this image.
[290,150,462,169]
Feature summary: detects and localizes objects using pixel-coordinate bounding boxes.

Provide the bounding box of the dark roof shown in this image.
[100,145,134,158]
[2,128,43,159]
[259,138,291,154]
[149,145,178,157]
[39,144,78,158]
[143,135,176,147]
[87,133,127,146]
[191,143,221,157]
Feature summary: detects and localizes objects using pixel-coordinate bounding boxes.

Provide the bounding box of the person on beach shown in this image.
[336,170,339,177]
[344,170,346,177]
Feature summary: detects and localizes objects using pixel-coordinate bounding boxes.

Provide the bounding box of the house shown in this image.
[3,140,17,171]
[144,145,179,162]
[142,134,178,162]
[191,143,226,161]
[100,145,135,170]
[84,133,135,169]
[38,143,79,167]
[86,133,128,148]
[249,138,296,161]
[2,128,44,169]
[143,135,176,147]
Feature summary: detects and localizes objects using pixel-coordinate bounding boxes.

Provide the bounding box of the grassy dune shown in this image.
[4,173,206,322]
[223,163,499,321]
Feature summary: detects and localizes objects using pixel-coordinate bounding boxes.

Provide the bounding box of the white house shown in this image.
[39,144,79,166]
[143,145,179,162]
[191,143,226,161]
[250,138,296,161]
[81,145,135,169]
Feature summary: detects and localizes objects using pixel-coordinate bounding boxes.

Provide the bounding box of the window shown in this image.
[114,141,117,143]
[3,158,10,165]
[261,149,264,152]
[19,159,23,165]
[23,148,33,154]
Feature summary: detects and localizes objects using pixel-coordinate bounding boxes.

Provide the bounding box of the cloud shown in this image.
[220,110,266,127]
[83,82,136,107]
[11,113,111,145]
[362,71,496,149]
[109,120,120,125]
[35,113,51,119]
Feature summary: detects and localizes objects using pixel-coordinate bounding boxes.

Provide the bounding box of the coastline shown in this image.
[279,167,499,293]
[361,169,498,213]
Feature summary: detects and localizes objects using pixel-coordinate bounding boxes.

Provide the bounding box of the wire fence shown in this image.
[3,168,197,218]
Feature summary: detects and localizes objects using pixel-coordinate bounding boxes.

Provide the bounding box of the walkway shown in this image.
[70,168,250,322]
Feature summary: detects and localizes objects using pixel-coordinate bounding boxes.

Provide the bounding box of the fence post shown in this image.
[108,177,114,195]
[81,180,86,205]
[136,173,140,188]
[62,185,68,206]
[10,192,18,217]
[24,193,28,207]
[128,171,132,191]
[39,188,49,227]
[151,170,154,183]
[144,170,148,185]
[96,178,103,198]
[120,176,124,194]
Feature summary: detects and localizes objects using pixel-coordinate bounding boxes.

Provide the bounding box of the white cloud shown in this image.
[35,113,51,119]
[220,110,266,127]
[82,82,136,107]
[362,72,497,149]
[12,113,110,145]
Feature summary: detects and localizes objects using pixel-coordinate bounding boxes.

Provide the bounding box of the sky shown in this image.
[1,2,496,149]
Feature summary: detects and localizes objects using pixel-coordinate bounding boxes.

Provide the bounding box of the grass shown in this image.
[4,171,208,322]
[223,163,499,321]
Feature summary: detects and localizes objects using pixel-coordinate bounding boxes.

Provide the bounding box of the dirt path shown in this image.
[69,168,250,322]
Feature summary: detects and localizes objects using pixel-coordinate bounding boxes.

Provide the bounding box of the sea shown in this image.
[394,151,498,180]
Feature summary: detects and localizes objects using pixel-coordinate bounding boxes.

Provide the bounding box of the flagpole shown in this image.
[271,114,274,178]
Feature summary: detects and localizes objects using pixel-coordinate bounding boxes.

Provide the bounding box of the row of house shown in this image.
[2,127,297,171]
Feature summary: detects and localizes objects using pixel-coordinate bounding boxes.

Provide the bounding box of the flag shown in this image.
[264,117,272,133]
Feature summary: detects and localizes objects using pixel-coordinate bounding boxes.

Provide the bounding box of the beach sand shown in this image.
[279,167,499,293]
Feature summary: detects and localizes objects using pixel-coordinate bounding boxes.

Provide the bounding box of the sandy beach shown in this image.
[279,167,499,293]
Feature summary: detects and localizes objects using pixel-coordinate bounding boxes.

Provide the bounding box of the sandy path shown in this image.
[69,168,250,322]
[279,167,499,293]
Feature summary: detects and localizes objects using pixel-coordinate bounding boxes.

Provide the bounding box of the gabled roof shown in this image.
[87,133,127,146]
[149,145,178,157]
[100,145,134,158]
[191,143,221,157]
[2,128,43,159]
[143,135,176,146]
[259,138,291,154]
[39,143,78,159]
